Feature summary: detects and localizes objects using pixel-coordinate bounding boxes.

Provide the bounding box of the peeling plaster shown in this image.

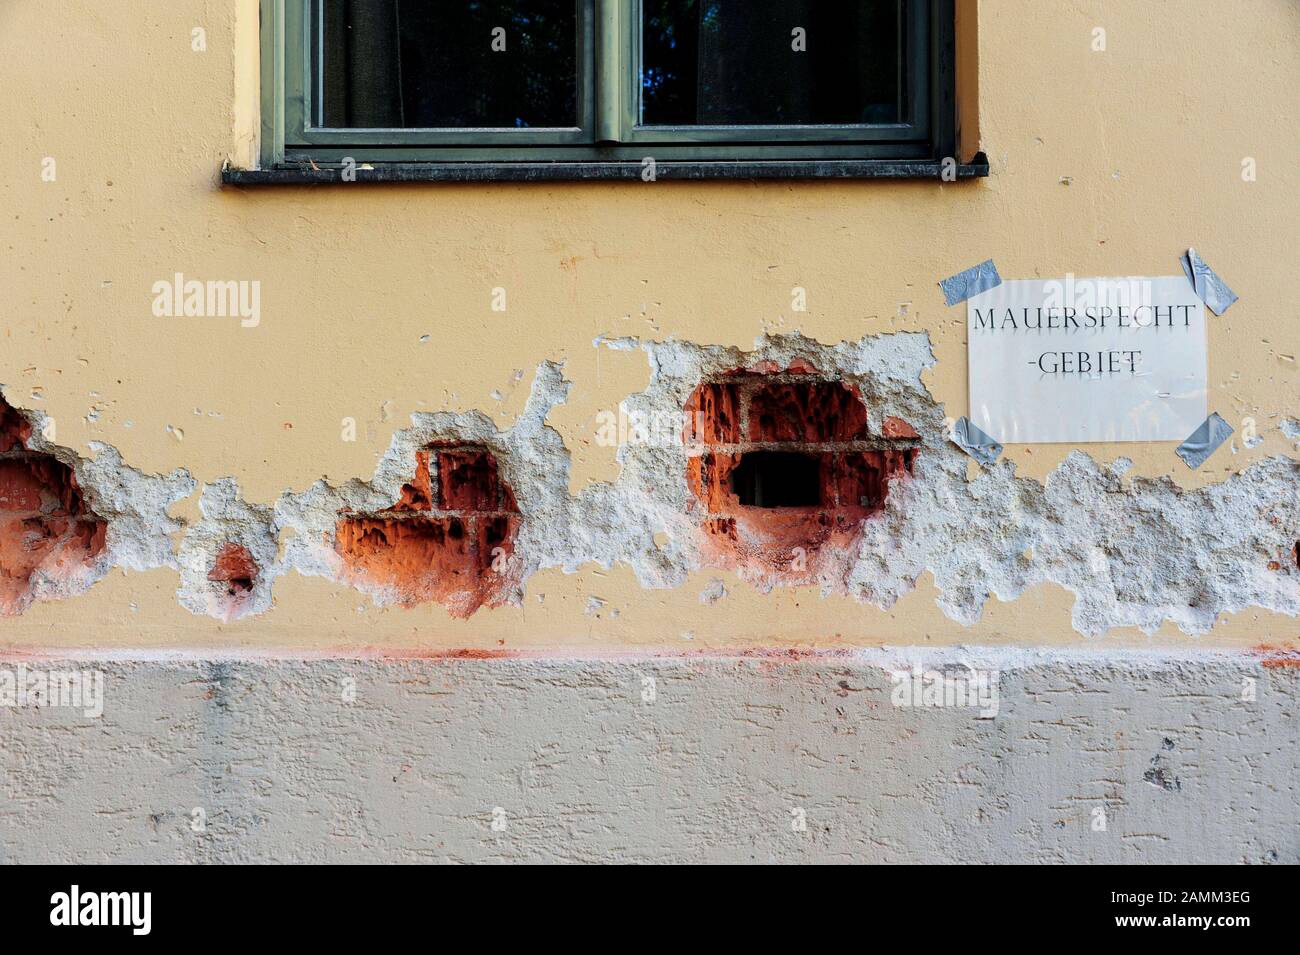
[273,363,571,614]
[255,332,1297,635]
[3,331,1299,638]
[0,391,193,615]
[567,334,1297,635]
[177,479,277,622]
[66,442,195,575]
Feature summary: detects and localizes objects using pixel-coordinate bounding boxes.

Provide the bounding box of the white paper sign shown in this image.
[968,276,1206,443]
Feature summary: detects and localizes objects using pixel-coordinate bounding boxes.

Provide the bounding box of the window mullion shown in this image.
[595,0,628,142]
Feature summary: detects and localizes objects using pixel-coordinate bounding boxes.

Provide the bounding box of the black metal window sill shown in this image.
[221,154,989,185]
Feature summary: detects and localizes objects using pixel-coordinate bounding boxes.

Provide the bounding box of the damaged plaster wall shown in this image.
[578,334,1300,636]
[0,0,1295,866]
[0,0,1294,655]
[179,334,1300,637]
[176,479,276,622]
[1,650,1294,863]
[0,391,193,616]
[3,331,1297,641]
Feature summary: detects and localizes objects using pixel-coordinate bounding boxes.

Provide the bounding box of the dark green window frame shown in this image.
[248,0,973,182]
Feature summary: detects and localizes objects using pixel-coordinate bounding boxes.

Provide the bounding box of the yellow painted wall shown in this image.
[0,0,1295,651]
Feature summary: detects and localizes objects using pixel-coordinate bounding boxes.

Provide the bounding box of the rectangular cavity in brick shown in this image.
[437,449,501,512]
[730,451,826,508]
[683,371,920,574]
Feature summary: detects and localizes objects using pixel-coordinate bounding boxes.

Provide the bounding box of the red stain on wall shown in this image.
[1252,645,1300,669]
[335,444,520,616]
[0,397,107,615]
[683,368,918,581]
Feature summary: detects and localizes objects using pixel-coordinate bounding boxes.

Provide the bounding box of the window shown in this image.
[255,1,961,179]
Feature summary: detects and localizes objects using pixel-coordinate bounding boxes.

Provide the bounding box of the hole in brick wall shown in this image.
[731,451,822,508]
[0,396,107,614]
[208,542,258,597]
[0,401,32,453]
[683,367,919,577]
[335,443,520,616]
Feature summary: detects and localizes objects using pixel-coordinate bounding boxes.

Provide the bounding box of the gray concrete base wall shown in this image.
[0,651,1294,863]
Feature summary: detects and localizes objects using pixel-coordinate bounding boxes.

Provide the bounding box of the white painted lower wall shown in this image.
[0,650,1294,863]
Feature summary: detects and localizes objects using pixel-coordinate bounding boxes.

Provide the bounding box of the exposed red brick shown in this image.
[478,514,520,573]
[203,541,260,622]
[0,460,46,512]
[335,444,520,616]
[208,542,259,595]
[834,452,886,511]
[500,481,519,514]
[682,372,918,582]
[0,396,107,615]
[0,457,90,514]
[702,517,737,542]
[0,399,32,454]
[686,452,743,512]
[436,448,504,512]
[784,358,820,375]
[338,517,475,588]
[882,416,920,439]
[746,380,869,442]
[391,451,433,511]
[731,360,820,376]
[683,382,741,444]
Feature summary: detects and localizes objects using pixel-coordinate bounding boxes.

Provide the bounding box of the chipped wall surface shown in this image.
[1,1,1295,652]
[0,0,1297,864]
[0,652,1295,863]
[0,1,1296,651]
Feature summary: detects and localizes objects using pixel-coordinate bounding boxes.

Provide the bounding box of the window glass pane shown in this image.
[641,0,902,126]
[315,1,578,128]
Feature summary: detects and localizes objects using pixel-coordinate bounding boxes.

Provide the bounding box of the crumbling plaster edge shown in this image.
[3,327,1297,637]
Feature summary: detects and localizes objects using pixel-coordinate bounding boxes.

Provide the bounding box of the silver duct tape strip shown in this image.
[1180,248,1238,316]
[1175,412,1234,469]
[939,259,1002,307]
[952,416,1003,466]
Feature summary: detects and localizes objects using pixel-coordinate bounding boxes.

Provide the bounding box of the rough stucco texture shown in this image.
[0,0,1297,865]
[0,0,1295,651]
[1,652,1295,864]
[1,336,1296,643]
